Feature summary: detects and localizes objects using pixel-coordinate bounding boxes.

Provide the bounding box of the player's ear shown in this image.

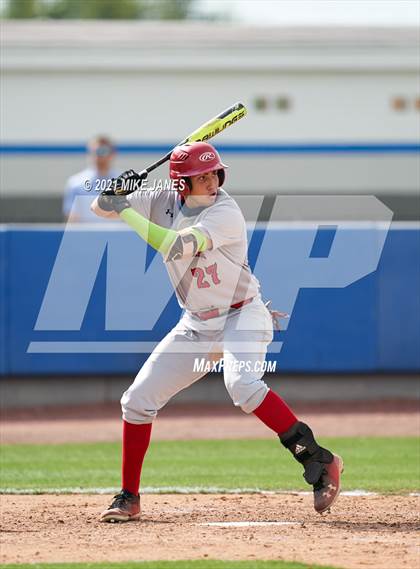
[182,177,192,191]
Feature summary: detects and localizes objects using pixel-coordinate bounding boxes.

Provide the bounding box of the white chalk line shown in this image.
[201,521,300,527]
[1,486,418,496]
[201,522,302,528]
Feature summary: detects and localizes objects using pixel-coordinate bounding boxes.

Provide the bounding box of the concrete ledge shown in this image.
[1,374,419,410]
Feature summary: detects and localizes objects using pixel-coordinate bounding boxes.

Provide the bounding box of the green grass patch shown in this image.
[0,561,342,569]
[1,438,418,493]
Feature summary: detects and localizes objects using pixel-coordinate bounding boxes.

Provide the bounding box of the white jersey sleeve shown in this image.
[126,189,155,220]
[127,189,177,226]
[192,200,244,251]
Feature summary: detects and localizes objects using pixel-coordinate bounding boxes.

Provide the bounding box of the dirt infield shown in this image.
[1,494,419,569]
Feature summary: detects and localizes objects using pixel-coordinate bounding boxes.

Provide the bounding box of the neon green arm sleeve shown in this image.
[119,207,207,257]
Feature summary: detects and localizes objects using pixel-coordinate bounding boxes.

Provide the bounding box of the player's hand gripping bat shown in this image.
[105,102,247,195]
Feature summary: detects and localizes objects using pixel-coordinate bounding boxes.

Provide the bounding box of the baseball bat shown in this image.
[137,102,247,178]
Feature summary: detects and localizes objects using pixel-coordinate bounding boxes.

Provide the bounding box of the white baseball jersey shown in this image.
[127,188,260,312]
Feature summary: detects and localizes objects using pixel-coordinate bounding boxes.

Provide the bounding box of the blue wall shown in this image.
[0,224,418,375]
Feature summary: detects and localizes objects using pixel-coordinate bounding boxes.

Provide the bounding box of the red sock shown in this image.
[122,420,152,495]
[253,389,298,435]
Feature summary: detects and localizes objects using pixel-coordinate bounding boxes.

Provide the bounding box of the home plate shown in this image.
[200,521,300,527]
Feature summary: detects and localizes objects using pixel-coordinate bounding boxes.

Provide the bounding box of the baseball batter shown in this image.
[91,142,343,523]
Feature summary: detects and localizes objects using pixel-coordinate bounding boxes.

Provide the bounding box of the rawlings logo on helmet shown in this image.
[199,152,216,162]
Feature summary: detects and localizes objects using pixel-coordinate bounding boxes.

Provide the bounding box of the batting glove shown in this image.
[97,194,131,214]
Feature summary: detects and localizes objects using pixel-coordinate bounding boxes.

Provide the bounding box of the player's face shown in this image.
[187,170,219,207]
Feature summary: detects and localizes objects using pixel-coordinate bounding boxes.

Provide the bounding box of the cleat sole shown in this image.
[316,455,344,514]
[100,513,141,523]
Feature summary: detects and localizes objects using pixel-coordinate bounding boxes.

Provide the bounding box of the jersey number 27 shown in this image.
[191,263,221,289]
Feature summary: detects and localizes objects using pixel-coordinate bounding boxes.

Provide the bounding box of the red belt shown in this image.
[192,297,254,321]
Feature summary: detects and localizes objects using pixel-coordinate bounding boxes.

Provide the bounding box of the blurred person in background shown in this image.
[63,135,118,223]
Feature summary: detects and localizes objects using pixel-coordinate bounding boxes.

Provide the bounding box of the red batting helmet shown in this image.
[169,142,227,197]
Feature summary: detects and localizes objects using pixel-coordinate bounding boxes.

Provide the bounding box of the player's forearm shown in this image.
[119,208,176,254]
[119,208,207,261]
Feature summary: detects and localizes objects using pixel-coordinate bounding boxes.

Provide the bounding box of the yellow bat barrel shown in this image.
[185,102,247,143]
